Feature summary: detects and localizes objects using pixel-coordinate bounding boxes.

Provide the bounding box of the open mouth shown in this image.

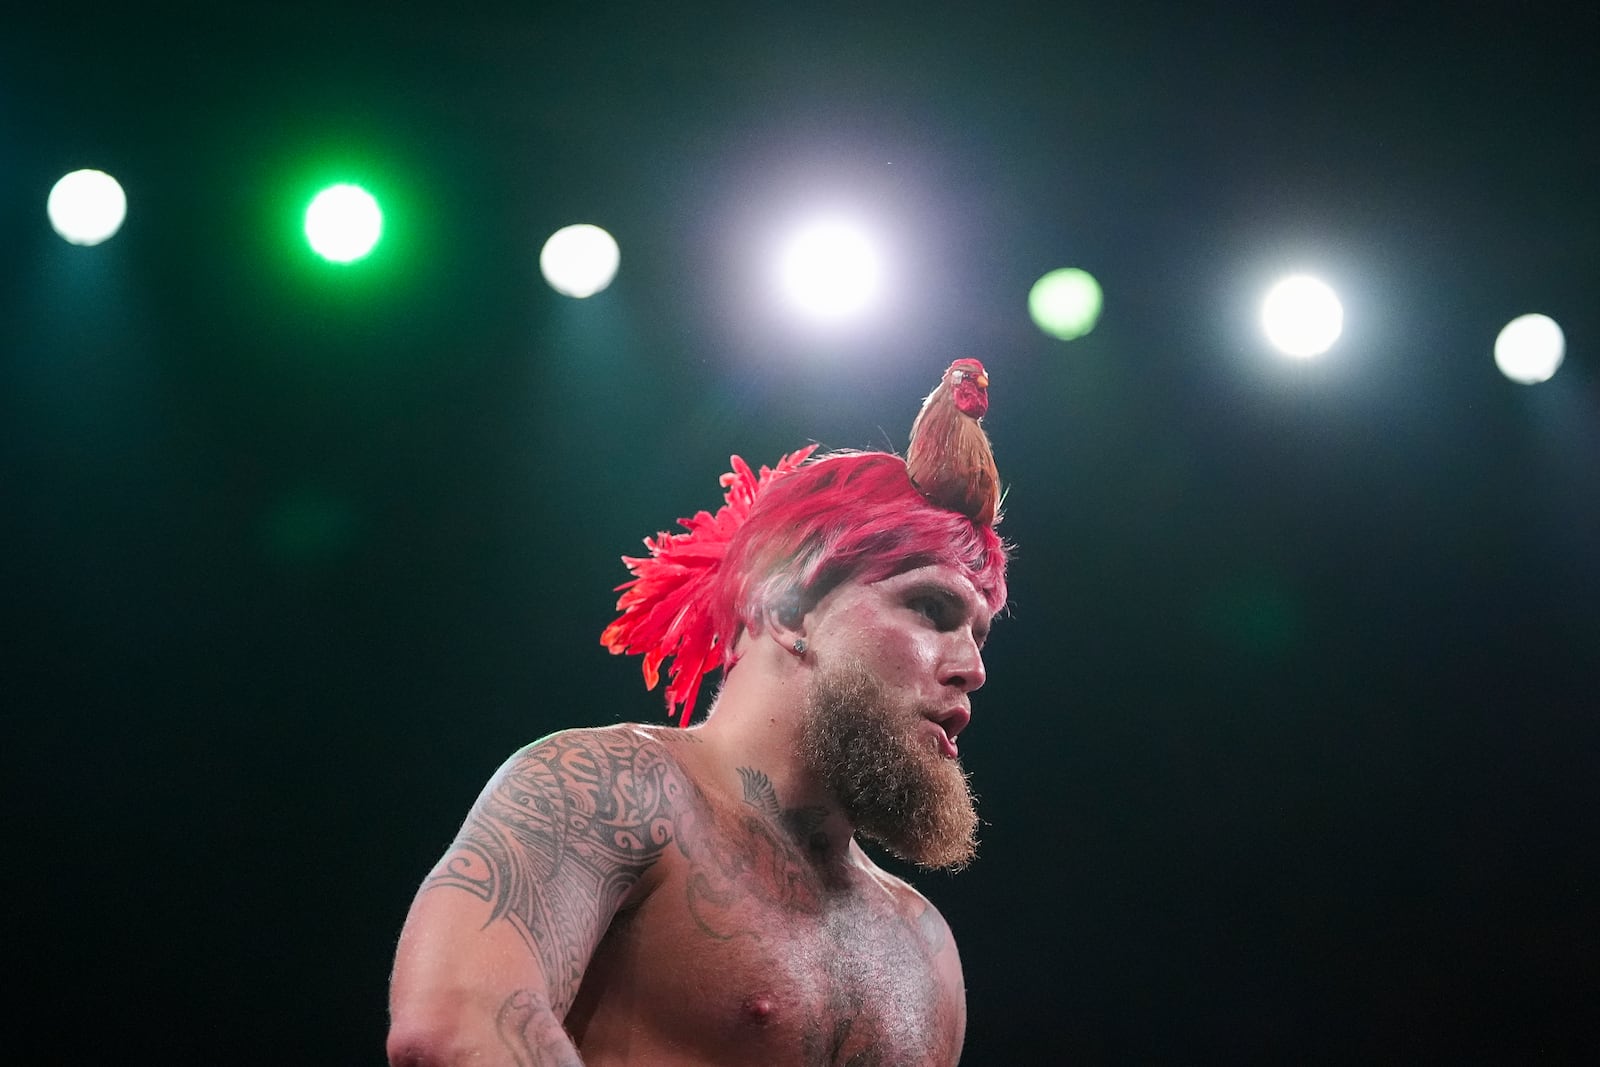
[926,707,970,760]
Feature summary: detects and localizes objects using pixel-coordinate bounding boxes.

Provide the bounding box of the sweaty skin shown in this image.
[389,565,988,1066]
[570,730,963,1064]
[391,726,964,1066]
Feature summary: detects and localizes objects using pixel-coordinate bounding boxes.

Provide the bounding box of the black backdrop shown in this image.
[5,3,1597,1062]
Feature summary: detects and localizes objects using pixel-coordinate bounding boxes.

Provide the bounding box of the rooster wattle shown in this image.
[906,358,999,526]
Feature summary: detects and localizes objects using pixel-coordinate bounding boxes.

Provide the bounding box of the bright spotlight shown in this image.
[1261,275,1343,358]
[47,169,128,246]
[1494,313,1565,384]
[1029,267,1103,341]
[539,224,621,298]
[305,184,383,263]
[777,219,882,322]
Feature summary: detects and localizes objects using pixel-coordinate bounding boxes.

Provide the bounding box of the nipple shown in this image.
[742,995,775,1025]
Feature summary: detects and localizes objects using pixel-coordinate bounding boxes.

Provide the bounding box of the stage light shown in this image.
[777,218,882,322]
[1028,267,1103,340]
[539,224,620,298]
[47,169,127,246]
[304,184,383,263]
[1494,313,1565,384]
[1261,275,1343,358]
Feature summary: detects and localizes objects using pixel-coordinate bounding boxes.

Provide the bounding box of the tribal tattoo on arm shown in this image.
[424,729,682,1014]
[495,989,585,1067]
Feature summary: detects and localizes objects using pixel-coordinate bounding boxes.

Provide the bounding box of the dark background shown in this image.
[4,3,1597,1063]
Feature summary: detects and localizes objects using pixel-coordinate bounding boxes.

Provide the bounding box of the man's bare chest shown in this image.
[567,771,962,1065]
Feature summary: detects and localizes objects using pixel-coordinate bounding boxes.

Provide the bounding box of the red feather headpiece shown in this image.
[600,444,818,727]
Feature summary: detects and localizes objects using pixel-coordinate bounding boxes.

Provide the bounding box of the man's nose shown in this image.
[940,636,986,694]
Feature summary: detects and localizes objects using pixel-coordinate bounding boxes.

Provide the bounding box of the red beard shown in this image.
[798,659,979,871]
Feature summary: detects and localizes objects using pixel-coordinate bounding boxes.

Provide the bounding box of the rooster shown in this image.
[906,358,999,526]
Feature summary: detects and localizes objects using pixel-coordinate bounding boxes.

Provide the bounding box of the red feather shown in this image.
[600,445,818,726]
[906,358,1000,526]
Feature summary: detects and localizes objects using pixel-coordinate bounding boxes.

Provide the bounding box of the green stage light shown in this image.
[1029,268,1102,340]
[304,184,382,263]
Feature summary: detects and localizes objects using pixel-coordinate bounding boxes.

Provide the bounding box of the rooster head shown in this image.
[946,358,990,418]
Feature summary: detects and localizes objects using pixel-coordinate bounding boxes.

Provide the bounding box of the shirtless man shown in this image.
[387,443,1008,1066]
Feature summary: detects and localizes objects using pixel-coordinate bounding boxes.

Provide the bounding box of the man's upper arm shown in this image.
[392,727,683,1024]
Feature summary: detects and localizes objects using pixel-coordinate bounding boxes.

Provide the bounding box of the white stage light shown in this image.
[1261,275,1343,358]
[47,169,128,246]
[540,224,620,298]
[777,219,882,322]
[1494,314,1565,384]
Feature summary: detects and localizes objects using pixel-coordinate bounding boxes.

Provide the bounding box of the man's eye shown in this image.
[912,597,948,625]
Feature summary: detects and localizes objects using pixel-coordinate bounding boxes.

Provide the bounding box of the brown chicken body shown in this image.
[906,357,1000,526]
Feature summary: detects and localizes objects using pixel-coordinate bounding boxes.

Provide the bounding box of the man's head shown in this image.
[714,451,1007,668]
[715,454,1001,870]
[602,446,1009,727]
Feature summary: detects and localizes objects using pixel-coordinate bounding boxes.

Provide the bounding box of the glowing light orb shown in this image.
[47,169,128,246]
[777,219,883,321]
[1494,313,1565,385]
[539,224,621,298]
[1028,267,1103,340]
[1261,275,1343,358]
[304,184,383,263]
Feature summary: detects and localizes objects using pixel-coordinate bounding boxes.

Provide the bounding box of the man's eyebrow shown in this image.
[903,579,992,638]
[902,579,967,605]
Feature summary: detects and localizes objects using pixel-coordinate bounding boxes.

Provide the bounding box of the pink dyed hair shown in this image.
[713,450,1008,669]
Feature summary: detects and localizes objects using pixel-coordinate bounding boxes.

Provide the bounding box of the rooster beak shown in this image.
[976,373,989,389]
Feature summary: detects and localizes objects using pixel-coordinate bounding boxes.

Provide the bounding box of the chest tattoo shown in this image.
[675,766,951,1066]
[681,767,828,939]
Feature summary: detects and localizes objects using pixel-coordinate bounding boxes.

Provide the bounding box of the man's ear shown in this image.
[766,593,806,649]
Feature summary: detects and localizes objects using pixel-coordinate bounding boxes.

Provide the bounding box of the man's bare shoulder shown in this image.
[406,723,706,1022]
[443,724,695,880]
[501,721,706,795]
[517,720,696,753]
[850,844,962,959]
[494,724,707,863]
[503,722,705,780]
